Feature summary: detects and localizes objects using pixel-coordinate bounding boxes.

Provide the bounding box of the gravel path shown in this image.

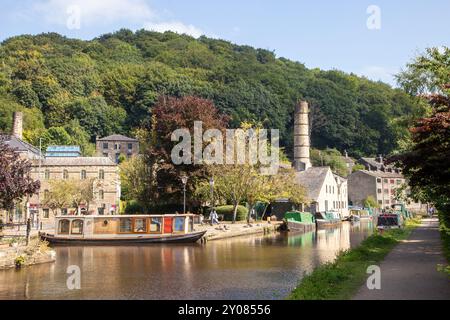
[353,218,450,300]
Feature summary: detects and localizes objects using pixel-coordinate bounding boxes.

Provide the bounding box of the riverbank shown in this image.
[0,238,56,270]
[196,221,282,242]
[288,218,421,300]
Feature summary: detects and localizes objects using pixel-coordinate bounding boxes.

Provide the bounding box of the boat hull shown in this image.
[287,221,316,233]
[40,230,206,245]
[316,219,342,228]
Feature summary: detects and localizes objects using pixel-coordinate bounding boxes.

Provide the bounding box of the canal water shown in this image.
[0,221,373,300]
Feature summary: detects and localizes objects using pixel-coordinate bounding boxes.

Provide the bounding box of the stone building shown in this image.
[96,134,139,163]
[348,170,405,209]
[1,112,120,226]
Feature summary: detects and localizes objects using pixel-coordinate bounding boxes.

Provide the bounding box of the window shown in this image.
[149,217,162,233]
[128,143,133,150]
[384,189,389,194]
[119,218,132,233]
[58,219,70,234]
[396,179,402,185]
[103,143,108,149]
[378,200,383,205]
[385,200,390,205]
[390,179,395,184]
[332,186,335,194]
[134,218,147,233]
[43,209,49,219]
[114,143,120,150]
[99,169,105,180]
[383,179,388,183]
[71,220,84,235]
[63,170,69,180]
[98,207,105,215]
[377,178,382,183]
[173,217,185,233]
[81,170,87,179]
[103,153,108,157]
[44,189,50,200]
[61,208,68,215]
[45,170,50,180]
[377,188,382,194]
[99,190,104,200]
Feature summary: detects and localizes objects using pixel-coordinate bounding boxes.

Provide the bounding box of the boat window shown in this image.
[149,217,162,233]
[71,220,84,235]
[119,218,132,233]
[173,217,185,233]
[133,218,147,233]
[58,219,70,234]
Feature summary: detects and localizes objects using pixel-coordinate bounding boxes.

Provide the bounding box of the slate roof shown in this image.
[360,157,395,170]
[97,134,138,142]
[1,135,41,157]
[358,170,404,179]
[295,167,331,200]
[39,157,116,167]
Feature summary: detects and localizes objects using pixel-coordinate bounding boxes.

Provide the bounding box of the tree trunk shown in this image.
[232,203,239,224]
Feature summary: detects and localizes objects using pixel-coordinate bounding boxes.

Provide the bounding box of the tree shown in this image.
[0,138,40,212]
[140,95,228,206]
[71,178,98,214]
[42,180,74,216]
[119,156,147,202]
[363,196,379,209]
[310,148,348,177]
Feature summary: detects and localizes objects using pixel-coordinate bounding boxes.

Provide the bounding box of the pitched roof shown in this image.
[295,167,331,200]
[360,157,395,169]
[1,135,41,157]
[357,170,404,179]
[97,134,138,142]
[38,157,116,167]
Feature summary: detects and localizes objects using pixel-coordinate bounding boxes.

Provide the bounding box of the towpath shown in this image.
[353,218,450,300]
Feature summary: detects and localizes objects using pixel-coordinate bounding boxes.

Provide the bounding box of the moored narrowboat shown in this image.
[315,211,342,228]
[40,214,206,245]
[285,211,316,233]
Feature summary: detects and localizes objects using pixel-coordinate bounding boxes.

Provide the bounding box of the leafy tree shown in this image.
[310,148,348,177]
[0,138,41,212]
[363,196,379,209]
[42,180,74,216]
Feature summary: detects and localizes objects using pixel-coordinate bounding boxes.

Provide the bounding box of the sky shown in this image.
[1,0,449,86]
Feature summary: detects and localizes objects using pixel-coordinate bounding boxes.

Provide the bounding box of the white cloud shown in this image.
[143,21,204,38]
[34,0,155,26]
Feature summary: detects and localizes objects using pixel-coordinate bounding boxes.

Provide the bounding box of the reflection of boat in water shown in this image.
[285,211,316,233]
[40,214,206,245]
[315,211,342,228]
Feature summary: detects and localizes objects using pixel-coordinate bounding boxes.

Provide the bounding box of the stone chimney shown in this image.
[376,154,383,164]
[12,112,23,140]
[294,101,312,172]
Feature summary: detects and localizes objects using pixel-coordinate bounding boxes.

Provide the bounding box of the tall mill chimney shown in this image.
[294,101,311,172]
[12,112,23,140]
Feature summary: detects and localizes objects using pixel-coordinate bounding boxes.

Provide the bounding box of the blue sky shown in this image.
[1,0,449,86]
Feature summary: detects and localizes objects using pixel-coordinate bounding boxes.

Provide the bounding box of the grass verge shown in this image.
[287,218,422,300]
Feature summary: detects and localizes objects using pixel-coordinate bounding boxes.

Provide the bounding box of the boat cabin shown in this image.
[54,214,195,238]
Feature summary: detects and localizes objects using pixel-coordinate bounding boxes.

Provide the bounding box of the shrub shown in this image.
[14,256,26,268]
[124,200,145,214]
[215,205,248,221]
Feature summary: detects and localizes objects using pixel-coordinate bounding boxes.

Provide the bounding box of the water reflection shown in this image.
[0,221,373,300]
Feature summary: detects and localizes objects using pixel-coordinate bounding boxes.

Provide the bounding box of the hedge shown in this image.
[215,205,248,221]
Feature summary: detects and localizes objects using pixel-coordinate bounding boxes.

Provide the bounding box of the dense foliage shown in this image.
[0,29,425,157]
[0,138,40,211]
